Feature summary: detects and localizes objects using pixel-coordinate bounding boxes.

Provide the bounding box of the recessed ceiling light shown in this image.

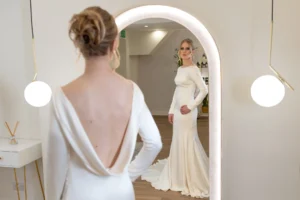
[144,25,148,27]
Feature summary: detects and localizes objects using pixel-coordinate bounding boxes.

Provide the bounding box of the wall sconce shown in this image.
[24,0,52,107]
[251,0,294,107]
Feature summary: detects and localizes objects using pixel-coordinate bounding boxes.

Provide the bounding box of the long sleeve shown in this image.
[128,99,163,182]
[44,103,70,200]
[168,88,177,114]
[187,67,208,110]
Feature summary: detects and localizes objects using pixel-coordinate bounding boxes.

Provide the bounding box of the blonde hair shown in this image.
[69,6,118,58]
[180,38,195,49]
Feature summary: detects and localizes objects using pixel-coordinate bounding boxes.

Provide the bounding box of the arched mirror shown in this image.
[116,5,221,200]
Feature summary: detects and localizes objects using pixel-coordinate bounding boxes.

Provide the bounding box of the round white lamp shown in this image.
[24,81,52,107]
[251,75,285,107]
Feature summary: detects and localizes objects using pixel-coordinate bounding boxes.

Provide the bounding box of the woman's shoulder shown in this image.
[180,65,199,69]
[190,65,200,70]
[131,81,144,100]
[129,81,147,113]
[189,65,201,72]
[182,65,200,73]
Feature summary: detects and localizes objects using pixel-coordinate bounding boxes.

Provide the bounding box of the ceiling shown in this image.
[125,18,186,31]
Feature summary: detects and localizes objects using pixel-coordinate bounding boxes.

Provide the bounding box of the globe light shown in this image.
[251,75,285,107]
[24,81,52,107]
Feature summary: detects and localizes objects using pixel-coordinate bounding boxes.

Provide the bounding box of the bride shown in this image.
[141,38,209,198]
[44,6,162,200]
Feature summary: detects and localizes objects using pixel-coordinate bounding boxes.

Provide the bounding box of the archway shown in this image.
[116,5,221,200]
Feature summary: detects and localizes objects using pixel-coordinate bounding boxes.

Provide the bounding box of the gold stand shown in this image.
[24,166,27,200]
[13,161,45,200]
[35,160,45,200]
[13,168,20,200]
[4,121,45,200]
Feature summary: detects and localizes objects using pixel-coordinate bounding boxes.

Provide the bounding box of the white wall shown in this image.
[1,0,300,199]
[129,56,139,83]
[0,0,44,200]
[127,30,168,55]
[116,37,128,77]
[0,0,40,139]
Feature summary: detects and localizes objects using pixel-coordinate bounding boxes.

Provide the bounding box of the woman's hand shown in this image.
[180,105,191,115]
[168,114,174,124]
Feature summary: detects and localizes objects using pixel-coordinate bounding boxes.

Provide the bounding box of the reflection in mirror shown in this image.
[117,18,210,199]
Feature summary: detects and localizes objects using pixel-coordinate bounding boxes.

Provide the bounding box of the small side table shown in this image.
[0,138,44,200]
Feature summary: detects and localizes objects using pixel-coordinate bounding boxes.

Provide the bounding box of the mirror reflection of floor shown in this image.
[133,116,209,200]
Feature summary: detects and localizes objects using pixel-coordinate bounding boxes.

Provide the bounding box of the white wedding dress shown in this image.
[44,82,162,200]
[141,65,209,198]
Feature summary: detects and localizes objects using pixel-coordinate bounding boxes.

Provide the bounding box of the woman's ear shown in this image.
[112,36,120,52]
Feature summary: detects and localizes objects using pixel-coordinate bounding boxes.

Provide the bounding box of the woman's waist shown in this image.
[176,85,195,91]
[67,165,132,189]
[67,155,129,182]
[63,170,133,200]
[175,87,195,96]
[174,95,195,103]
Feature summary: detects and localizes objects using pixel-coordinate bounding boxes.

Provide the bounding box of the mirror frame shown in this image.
[115,5,221,200]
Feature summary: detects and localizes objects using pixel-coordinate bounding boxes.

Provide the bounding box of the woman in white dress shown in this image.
[44,6,162,200]
[141,39,209,198]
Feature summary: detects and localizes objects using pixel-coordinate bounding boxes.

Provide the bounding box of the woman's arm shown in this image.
[128,91,162,182]
[168,88,177,114]
[187,67,208,110]
[44,102,70,200]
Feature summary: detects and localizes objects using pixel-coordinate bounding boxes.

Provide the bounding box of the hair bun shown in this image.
[70,9,106,47]
[69,6,118,58]
[83,34,90,44]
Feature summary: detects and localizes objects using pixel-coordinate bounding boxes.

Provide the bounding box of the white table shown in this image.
[0,138,44,200]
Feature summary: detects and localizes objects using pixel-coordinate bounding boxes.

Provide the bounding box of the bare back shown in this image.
[62,71,134,169]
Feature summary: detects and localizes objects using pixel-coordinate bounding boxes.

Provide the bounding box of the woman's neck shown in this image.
[181,59,194,67]
[83,55,113,77]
